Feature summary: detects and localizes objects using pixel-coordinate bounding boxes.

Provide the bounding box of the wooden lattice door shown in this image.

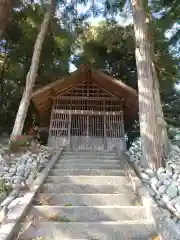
[70,114,104,150]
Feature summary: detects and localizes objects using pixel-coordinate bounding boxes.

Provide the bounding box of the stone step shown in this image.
[46,176,130,185]
[50,168,125,176]
[54,163,121,169]
[41,182,134,194]
[57,159,121,165]
[34,193,141,206]
[63,150,116,154]
[30,206,146,222]
[18,221,155,240]
[60,155,117,160]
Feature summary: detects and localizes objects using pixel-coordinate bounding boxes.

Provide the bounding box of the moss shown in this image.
[0,179,12,196]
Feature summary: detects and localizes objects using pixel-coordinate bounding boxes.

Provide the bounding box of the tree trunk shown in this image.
[0,54,8,107]
[147,12,170,157]
[153,64,170,157]
[131,0,163,169]
[0,0,12,38]
[10,5,52,141]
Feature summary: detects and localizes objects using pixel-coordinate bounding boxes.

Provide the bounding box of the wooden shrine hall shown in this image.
[31,67,138,151]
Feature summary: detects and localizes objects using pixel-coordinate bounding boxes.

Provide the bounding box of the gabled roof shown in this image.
[31,68,138,128]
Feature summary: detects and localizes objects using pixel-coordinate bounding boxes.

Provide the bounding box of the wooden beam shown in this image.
[53,109,123,116]
[54,96,119,101]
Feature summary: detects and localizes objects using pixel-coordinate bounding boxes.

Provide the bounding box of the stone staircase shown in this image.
[16,149,156,240]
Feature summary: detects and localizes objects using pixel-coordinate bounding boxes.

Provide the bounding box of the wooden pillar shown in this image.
[121,111,126,150]
[68,112,71,148]
[104,113,107,150]
[87,115,89,148]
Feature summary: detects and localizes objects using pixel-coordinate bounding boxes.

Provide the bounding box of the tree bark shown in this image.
[0,57,6,108]
[131,0,163,169]
[153,64,170,157]
[10,4,52,141]
[147,11,170,157]
[0,0,13,38]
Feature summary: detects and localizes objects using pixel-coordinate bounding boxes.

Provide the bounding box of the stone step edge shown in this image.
[47,175,129,178]
[55,163,121,165]
[37,193,127,196]
[36,193,129,199]
[21,220,153,225]
[0,149,63,240]
[58,159,120,161]
[50,168,124,170]
[33,205,145,209]
[47,175,128,178]
[50,169,126,172]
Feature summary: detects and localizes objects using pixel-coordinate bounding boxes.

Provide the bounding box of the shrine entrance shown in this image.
[48,73,125,150]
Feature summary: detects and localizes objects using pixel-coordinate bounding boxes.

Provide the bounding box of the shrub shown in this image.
[0,179,12,196]
[9,135,34,152]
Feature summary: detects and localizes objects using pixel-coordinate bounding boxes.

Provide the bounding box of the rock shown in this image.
[15,171,22,177]
[151,183,158,192]
[158,173,167,182]
[27,158,33,164]
[144,168,155,177]
[172,216,178,223]
[166,168,173,177]
[0,154,5,165]
[9,167,16,173]
[170,195,180,205]
[43,155,49,160]
[157,167,166,175]
[172,180,180,187]
[162,193,171,203]
[20,181,27,188]
[174,168,180,174]
[7,172,14,177]
[175,202,180,212]
[157,198,166,208]
[151,177,158,185]
[163,178,172,186]
[158,185,167,195]
[24,166,30,172]
[0,173,4,177]
[32,162,37,167]
[166,184,178,199]
[171,145,180,153]
[170,163,176,169]
[155,194,161,200]
[13,177,21,184]
[172,174,178,180]
[17,165,25,172]
[39,159,45,164]
[26,175,34,185]
[21,157,27,164]
[4,166,9,172]
[24,171,29,179]
[147,188,156,197]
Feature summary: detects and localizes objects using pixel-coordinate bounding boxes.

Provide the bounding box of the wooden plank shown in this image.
[53,109,123,116]
[52,96,119,101]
